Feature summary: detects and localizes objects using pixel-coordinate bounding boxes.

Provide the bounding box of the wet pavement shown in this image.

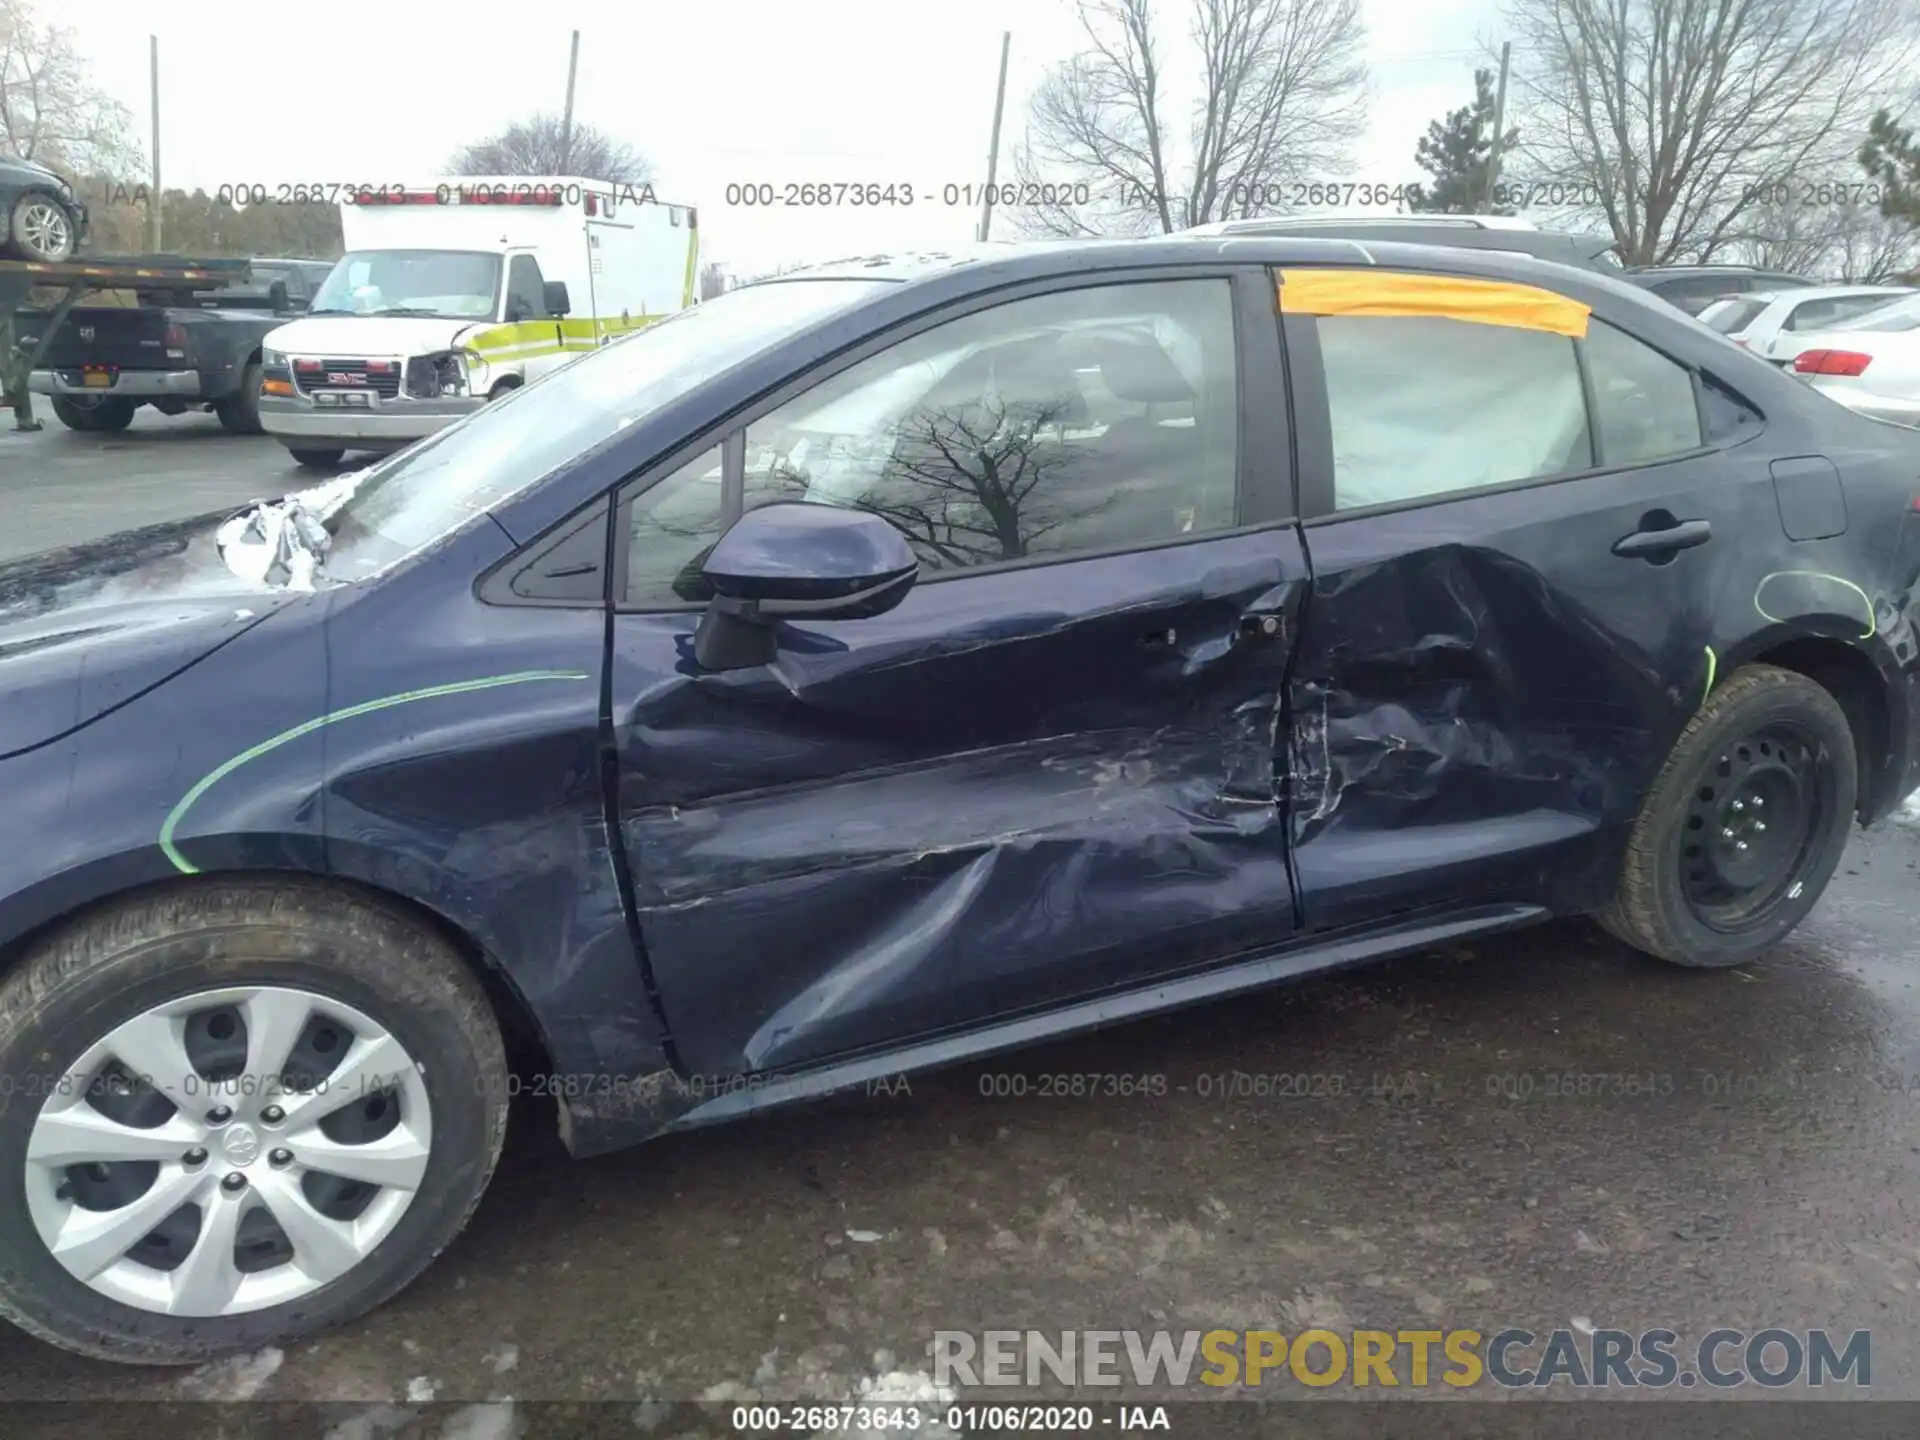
[1,415,1918,1427]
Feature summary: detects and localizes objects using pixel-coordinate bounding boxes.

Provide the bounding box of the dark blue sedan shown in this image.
[2,235,1917,1363]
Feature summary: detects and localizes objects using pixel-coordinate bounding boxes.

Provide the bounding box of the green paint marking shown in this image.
[1701,645,1717,709]
[159,669,593,875]
[1752,570,1876,640]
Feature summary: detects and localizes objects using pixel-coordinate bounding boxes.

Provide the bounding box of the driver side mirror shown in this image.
[543,280,571,317]
[693,503,918,672]
[268,279,291,313]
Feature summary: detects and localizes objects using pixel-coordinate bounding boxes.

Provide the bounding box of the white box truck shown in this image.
[259,176,697,467]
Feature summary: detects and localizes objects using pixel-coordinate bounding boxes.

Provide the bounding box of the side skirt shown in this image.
[555,901,1549,1157]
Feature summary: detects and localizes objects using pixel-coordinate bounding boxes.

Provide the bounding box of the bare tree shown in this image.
[1502,0,1917,266]
[698,261,732,301]
[1720,195,1917,281]
[448,114,653,185]
[0,0,142,175]
[1007,0,1367,237]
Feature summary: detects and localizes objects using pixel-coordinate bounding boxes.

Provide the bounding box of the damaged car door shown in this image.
[607,272,1309,1076]
[1275,265,1788,932]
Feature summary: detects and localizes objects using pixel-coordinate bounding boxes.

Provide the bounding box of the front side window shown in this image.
[506,255,548,320]
[619,278,1240,604]
[1318,314,1592,511]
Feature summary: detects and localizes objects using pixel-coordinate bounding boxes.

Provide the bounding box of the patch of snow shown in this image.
[1898,792,1920,824]
[320,1406,416,1440]
[441,1402,518,1440]
[484,1343,519,1375]
[179,1346,284,1401]
[406,1376,438,1402]
[846,1229,883,1243]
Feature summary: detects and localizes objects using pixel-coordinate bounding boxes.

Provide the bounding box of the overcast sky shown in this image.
[63,0,1503,277]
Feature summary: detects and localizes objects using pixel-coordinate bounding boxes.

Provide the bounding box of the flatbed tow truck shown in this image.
[1,255,253,432]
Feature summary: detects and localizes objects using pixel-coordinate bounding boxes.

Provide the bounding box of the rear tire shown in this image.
[0,880,508,1364]
[214,362,265,436]
[51,396,135,433]
[287,448,344,469]
[1597,664,1856,968]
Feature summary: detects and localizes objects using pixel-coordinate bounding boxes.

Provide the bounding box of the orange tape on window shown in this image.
[1277,268,1591,338]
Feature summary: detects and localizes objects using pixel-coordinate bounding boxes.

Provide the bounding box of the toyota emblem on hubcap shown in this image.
[220,1123,262,1166]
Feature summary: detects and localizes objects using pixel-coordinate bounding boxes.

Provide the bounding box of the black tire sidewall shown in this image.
[1643,676,1856,963]
[49,397,101,432]
[0,929,500,1362]
[287,449,344,468]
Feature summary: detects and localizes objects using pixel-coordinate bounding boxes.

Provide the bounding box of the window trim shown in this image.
[603,265,1292,614]
[1288,302,1731,527]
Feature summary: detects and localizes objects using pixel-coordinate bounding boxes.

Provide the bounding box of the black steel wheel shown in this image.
[1599,664,1856,967]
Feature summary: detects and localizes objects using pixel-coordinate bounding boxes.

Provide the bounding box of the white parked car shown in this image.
[1696,285,1914,368]
[1787,293,1920,427]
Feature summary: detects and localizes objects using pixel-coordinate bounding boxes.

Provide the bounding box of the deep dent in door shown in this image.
[620,570,1306,1074]
[1283,543,1645,884]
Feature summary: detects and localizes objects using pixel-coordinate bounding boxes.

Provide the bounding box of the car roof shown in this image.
[1183,213,1542,235]
[751,235,1682,318]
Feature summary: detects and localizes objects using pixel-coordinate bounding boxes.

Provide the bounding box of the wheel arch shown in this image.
[0,868,557,1076]
[1727,627,1904,822]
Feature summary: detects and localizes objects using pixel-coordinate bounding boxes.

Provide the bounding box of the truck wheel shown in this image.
[287,448,344,469]
[215,362,265,436]
[6,192,76,263]
[51,396,135,433]
[50,397,102,432]
[0,879,508,1364]
[1597,664,1856,968]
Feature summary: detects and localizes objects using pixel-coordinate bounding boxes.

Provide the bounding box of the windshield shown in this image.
[318,278,892,577]
[1848,293,1920,333]
[310,250,502,319]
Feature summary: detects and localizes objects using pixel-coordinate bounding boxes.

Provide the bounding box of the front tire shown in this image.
[1598,664,1856,968]
[286,447,344,469]
[0,880,507,1363]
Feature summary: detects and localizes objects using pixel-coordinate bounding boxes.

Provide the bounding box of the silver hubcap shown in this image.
[17,200,71,258]
[24,986,432,1318]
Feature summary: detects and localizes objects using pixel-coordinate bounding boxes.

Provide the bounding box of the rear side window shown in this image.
[1318,315,1592,510]
[1583,321,1703,464]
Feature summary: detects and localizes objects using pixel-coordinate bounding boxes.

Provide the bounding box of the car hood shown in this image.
[266,314,490,356]
[0,511,303,761]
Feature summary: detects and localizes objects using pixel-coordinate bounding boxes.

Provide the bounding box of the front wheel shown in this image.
[286,447,344,469]
[1598,664,1856,968]
[6,192,77,263]
[0,881,508,1363]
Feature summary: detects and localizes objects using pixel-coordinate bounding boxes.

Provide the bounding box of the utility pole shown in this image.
[1484,40,1512,215]
[559,30,581,174]
[977,31,1011,242]
[149,36,163,253]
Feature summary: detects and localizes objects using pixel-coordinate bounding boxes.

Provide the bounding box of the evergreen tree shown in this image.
[1408,68,1517,214]
[1860,109,1920,230]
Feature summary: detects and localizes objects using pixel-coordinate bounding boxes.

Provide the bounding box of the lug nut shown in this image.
[220,1172,247,1193]
[183,1147,208,1167]
[1752,797,1765,808]
[1736,841,1749,852]
[1732,800,1745,812]
[206,1105,232,1125]
[1722,827,1735,839]
[1754,821,1767,833]
[261,1105,285,1124]
[269,1148,293,1167]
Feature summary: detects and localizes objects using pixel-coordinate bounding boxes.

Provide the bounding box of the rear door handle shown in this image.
[1613,518,1712,561]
